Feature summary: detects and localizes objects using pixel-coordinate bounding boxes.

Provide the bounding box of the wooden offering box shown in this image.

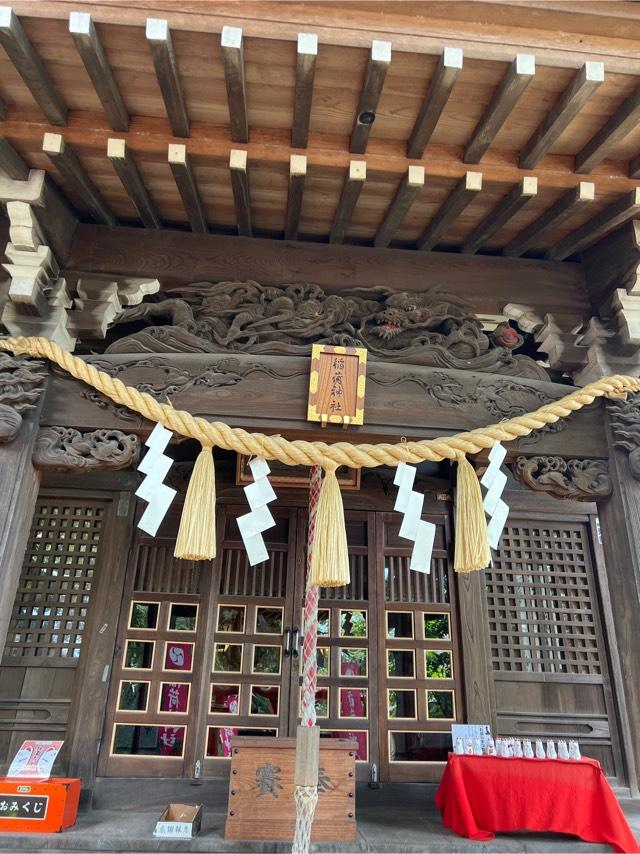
[0,778,80,833]
[224,736,357,841]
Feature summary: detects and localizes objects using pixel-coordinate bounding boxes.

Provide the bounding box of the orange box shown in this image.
[0,778,81,833]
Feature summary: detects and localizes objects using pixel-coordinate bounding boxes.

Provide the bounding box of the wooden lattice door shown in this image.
[485,513,625,780]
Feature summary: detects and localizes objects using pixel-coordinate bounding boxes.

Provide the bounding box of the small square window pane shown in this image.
[210,683,240,713]
[425,650,452,678]
[316,647,330,677]
[340,688,367,718]
[340,610,367,638]
[159,682,190,713]
[251,685,279,715]
[256,607,283,634]
[252,646,281,674]
[124,640,154,669]
[427,690,455,720]
[214,643,243,672]
[388,689,416,719]
[387,650,415,678]
[340,648,367,677]
[317,610,330,636]
[387,612,414,639]
[169,604,197,631]
[423,613,450,640]
[217,606,246,633]
[118,681,149,711]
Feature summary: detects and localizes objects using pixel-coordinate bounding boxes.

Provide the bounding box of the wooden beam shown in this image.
[329,160,366,244]
[65,224,589,321]
[42,132,115,227]
[285,154,307,241]
[630,154,640,181]
[0,136,29,180]
[349,40,392,155]
[519,62,603,169]
[416,171,483,251]
[146,18,189,138]
[107,138,160,229]
[0,6,67,126]
[221,26,249,144]
[504,182,595,257]
[462,176,538,255]
[229,148,251,237]
[546,188,640,261]
[168,143,207,233]
[292,32,318,149]
[407,47,462,160]
[69,11,129,132]
[463,54,535,164]
[576,87,640,174]
[374,165,424,248]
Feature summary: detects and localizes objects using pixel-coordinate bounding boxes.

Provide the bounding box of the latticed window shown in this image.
[4,499,105,659]
[486,522,601,676]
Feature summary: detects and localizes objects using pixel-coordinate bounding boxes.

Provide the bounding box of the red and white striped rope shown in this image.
[300,465,322,727]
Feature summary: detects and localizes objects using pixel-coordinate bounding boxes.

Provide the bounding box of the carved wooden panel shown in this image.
[133,541,204,596]
[4,499,105,659]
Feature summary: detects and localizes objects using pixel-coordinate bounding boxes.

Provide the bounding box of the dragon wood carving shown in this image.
[33,427,140,472]
[0,353,47,443]
[106,281,547,379]
[513,456,612,500]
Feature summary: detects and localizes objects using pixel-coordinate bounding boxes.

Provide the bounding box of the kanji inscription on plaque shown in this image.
[307,345,367,426]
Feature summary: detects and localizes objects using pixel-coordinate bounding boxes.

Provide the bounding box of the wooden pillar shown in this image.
[0,401,43,651]
[456,570,496,732]
[597,410,640,794]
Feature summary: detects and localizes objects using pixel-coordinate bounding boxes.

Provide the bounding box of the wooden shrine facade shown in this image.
[1,0,640,804]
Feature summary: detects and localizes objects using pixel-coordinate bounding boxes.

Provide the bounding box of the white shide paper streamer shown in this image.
[480,442,509,549]
[237,458,277,566]
[393,461,436,574]
[135,422,177,536]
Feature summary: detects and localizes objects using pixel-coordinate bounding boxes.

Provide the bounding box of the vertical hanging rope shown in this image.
[309,464,350,587]
[174,443,217,560]
[292,465,322,854]
[453,452,490,572]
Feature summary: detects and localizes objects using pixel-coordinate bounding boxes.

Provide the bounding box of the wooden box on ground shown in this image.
[224,736,357,841]
[0,778,80,833]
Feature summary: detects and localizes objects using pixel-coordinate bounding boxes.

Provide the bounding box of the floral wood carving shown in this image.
[0,352,47,443]
[513,456,612,500]
[608,397,640,479]
[105,281,547,380]
[33,427,141,472]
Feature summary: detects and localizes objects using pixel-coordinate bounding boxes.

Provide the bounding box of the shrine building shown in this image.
[0,0,639,837]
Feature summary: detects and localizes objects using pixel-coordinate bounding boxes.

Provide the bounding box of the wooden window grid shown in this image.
[4,499,105,659]
[486,522,602,675]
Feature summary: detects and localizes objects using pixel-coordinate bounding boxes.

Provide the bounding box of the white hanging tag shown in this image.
[237,505,275,539]
[410,520,435,573]
[138,451,173,480]
[488,441,507,467]
[249,457,271,480]
[487,499,509,549]
[138,483,177,537]
[144,422,173,453]
[244,477,277,507]
[399,490,424,540]
[483,470,508,516]
[244,532,269,566]
[394,464,416,513]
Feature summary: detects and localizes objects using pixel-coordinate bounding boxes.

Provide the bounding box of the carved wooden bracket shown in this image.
[0,352,47,443]
[513,455,612,500]
[33,427,140,472]
[608,397,640,479]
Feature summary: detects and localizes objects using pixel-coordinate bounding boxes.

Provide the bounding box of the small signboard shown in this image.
[307,344,367,427]
[154,803,202,839]
[6,741,63,780]
[451,724,492,750]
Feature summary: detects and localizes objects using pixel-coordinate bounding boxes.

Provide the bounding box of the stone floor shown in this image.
[0,784,637,853]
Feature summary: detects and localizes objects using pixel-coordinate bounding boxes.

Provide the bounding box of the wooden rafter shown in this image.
[69,12,128,133]
[229,148,252,237]
[107,138,160,229]
[546,188,640,261]
[374,166,425,248]
[285,154,307,241]
[221,26,249,144]
[519,62,603,169]
[407,48,462,160]
[168,143,207,233]
[349,40,392,155]
[329,160,366,244]
[42,132,115,226]
[462,177,538,255]
[146,18,189,138]
[576,87,640,174]
[417,171,483,251]
[0,136,29,179]
[292,32,318,149]
[0,6,67,126]
[463,54,535,164]
[504,182,594,257]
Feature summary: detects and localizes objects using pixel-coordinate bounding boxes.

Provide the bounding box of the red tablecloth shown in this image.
[435,754,639,853]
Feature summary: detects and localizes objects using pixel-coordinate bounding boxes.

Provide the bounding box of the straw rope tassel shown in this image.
[309,464,350,587]
[454,453,491,572]
[174,444,217,560]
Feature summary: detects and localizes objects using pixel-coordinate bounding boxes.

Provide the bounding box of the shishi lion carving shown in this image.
[106,281,545,378]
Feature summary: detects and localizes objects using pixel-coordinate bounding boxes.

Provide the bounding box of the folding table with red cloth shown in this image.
[435,754,639,853]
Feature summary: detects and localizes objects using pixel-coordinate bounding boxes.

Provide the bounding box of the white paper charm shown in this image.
[135,422,177,537]
[238,458,277,566]
[393,462,434,574]
[481,442,509,550]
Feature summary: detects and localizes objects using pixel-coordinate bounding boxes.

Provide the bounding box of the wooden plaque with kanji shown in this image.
[307,345,367,426]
